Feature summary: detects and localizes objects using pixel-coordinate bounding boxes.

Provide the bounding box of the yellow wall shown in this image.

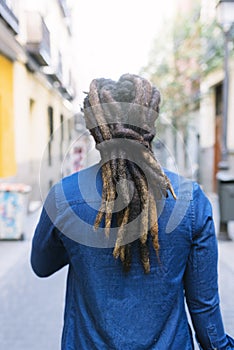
[0,54,16,177]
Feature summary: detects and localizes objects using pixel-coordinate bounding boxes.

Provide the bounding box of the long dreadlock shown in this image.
[83,73,176,274]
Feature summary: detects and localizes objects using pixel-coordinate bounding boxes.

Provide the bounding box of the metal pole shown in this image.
[219,28,230,169]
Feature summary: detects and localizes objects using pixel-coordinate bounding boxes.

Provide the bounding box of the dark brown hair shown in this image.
[83,73,176,273]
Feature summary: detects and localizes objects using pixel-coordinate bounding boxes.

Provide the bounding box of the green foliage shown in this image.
[141,5,201,124]
[141,5,233,126]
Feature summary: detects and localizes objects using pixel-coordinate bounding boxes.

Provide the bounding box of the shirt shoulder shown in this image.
[163,168,194,201]
[54,163,102,205]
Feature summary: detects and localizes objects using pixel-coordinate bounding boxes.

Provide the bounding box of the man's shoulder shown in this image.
[53,165,198,202]
[163,168,195,200]
[53,163,102,203]
[61,163,101,186]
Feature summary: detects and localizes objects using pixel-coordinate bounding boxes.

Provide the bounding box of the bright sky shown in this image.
[71,0,175,102]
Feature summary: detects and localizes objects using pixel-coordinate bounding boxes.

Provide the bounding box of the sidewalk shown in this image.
[0,207,41,280]
[218,239,234,335]
[0,206,67,350]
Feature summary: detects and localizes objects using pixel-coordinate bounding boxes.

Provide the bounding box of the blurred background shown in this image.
[0,0,234,349]
[1,0,234,202]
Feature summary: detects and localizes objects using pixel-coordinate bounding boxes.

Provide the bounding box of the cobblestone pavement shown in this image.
[0,208,233,350]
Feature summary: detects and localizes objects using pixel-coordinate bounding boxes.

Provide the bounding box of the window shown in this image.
[60,114,64,161]
[60,114,64,142]
[48,106,54,140]
[48,106,54,166]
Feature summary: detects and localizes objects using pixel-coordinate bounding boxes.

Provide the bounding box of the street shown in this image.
[218,238,234,335]
[0,209,234,350]
[0,210,67,350]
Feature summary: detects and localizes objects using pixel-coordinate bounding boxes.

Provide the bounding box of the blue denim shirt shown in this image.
[31,163,234,350]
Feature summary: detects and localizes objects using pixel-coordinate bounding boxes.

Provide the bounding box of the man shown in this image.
[31,74,234,349]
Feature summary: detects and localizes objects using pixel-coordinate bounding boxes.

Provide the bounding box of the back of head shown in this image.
[83,73,176,273]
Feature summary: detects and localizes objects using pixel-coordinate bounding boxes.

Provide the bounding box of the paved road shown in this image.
[0,210,67,350]
[218,239,234,335]
[0,209,233,349]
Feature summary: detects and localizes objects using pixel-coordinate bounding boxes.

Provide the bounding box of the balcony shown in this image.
[58,0,72,34]
[0,0,19,34]
[26,12,51,66]
[59,84,75,101]
[58,0,70,18]
[41,65,63,88]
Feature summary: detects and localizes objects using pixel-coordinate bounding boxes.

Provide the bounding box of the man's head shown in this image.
[82,74,175,274]
[83,73,161,148]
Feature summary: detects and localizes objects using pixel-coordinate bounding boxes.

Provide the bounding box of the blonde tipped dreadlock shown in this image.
[83,74,176,274]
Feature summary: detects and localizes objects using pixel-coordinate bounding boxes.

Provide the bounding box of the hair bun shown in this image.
[114,80,135,102]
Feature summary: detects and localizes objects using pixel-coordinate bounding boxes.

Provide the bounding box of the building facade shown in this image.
[199,0,234,192]
[0,0,85,201]
[145,0,234,194]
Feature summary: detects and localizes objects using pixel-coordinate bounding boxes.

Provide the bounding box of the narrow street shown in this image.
[218,238,234,335]
[0,209,233,350]
[0,210,67,350]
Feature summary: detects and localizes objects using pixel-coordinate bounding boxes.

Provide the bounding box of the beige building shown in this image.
[169,0,234,193]
[0,0,88,201]
[199,0,234,192]
[151,0,234,193]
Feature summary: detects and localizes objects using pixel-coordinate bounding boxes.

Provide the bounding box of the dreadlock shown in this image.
[83,73,176,274]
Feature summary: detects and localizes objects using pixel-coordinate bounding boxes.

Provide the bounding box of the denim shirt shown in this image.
[31,163,234,350]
